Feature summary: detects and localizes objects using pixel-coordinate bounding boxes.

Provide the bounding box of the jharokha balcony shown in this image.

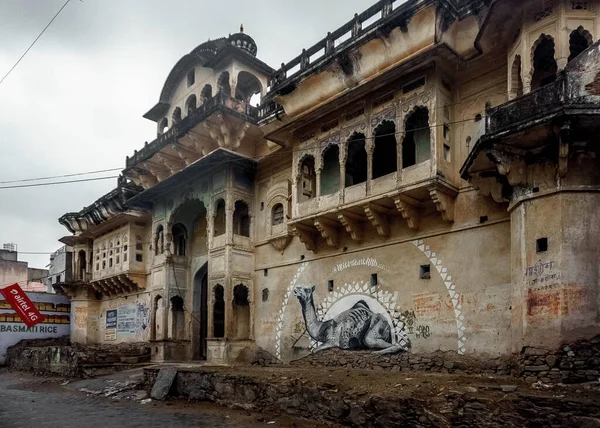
[124,92,261,189]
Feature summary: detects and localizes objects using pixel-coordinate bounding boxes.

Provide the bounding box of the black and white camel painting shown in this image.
[293,285,407,354]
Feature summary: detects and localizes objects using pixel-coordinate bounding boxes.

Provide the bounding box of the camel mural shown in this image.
[293,285,407,354]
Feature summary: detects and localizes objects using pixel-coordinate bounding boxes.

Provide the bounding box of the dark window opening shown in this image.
[403,108,430,168]
[443,144,451,162]
[214,200,226,237]
[370,273,378,287]
[136,253,143,262]
[272,203,284,225]
[155,225,164,255]
[213,285,225,338]
[187,69,195,87]
[233,201,250,237]
[124,253,127,262]
[172,107,182,124]
[185,94,197,116]
[217,72,231,96]
[531,36,557,90]
[328,280,334,292]
[321,145,340,195]
[201,84,212,104]
[262,288,269,302]
[480,215,489,223]
[233,284,250,339]
[373,121,397,178]
[170,296,185,340]
[102,260,106,269]
[172,223,187,256]
[109,258,113,267]
[263,269,268,277]
[569,26,592,63]
[420,264,431,279]
[345,133,367,187]
[300,156,316,200]
[136,243,143,251]
[536,238,548,253]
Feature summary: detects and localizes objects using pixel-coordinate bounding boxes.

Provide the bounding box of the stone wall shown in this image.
[6,339,151,378]
[519,335,600,384]
[290,336,600,385]
[291,349,513,375]
[143,366,600,427]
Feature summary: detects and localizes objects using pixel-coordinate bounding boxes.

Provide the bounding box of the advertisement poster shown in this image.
[105,309,117,341]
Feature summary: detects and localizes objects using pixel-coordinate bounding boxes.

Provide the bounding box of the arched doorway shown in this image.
[192,263,208,360]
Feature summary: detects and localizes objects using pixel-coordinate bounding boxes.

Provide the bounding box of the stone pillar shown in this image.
[397,133,405,184]
[316,168,322,198]
[366,142,374,195]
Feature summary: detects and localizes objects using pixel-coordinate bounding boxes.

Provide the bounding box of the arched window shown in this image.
[217,72,231,96]
[214,199,226,237]
[569,26,593,63]
[235,71,262,102]
[346,133,367,186]
[233,284,250,340]
[271,203,284,225]
[213,285,225,338]
[154,225,164,255]
[403,108,430,168]
[321,145,340,195]
[172,107,182,124]
[201,84,213,104]
[78,250,86,280]
[169,296,185,340]
[300,156,316,200]
[510,55,523,99]
[233,201,250,237]
[158,118,168,135]
[185,94,197,116]
[172,223,187,256]
[153,295,164,340]
[531,35,557,90]
[373,121,397,178]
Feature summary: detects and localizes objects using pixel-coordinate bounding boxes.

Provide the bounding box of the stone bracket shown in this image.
[471,174,507,204]
[204,113,250,150]
[428,186,457,222]
[393,197,420,229]
[268,234,293,254]
[338,212,364,242]
[314,217,339,248]
[291,224,318,253]
[363,203,391,237]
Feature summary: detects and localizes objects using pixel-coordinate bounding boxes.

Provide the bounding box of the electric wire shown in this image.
[0,167,123,185]
[0,0,73,87]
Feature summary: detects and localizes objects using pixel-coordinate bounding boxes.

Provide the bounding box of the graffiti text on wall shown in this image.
[331,258,387,275]
[524,260,560,286]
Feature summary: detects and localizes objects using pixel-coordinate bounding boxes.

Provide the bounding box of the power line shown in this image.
[0,167,123,185]
[0,175,118,190]
[0,0,73,87]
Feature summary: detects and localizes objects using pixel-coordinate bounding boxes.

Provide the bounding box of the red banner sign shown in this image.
[0,283,45,328]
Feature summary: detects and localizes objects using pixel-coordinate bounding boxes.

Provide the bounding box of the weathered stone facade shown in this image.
[57,0,600,373]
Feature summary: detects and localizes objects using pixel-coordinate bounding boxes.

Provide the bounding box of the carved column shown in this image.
[366,141,374,196]
[316,168,322,198]
[397,133,405,184]
[339,142,347,203]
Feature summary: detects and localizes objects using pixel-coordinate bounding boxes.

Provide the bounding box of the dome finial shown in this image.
[240,23,244,33]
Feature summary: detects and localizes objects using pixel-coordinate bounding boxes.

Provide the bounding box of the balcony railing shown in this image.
[486,79,566,135]
[126,92,258,168]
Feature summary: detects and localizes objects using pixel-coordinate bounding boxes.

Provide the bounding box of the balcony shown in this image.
[126,93,258,169]
[289,165,457,253]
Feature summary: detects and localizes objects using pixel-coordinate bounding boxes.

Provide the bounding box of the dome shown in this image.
[228,25,258,56]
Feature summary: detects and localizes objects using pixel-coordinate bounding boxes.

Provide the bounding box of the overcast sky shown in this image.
[0,0,377,270]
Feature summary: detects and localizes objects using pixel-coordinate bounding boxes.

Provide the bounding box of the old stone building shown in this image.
[57,0,600,368]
